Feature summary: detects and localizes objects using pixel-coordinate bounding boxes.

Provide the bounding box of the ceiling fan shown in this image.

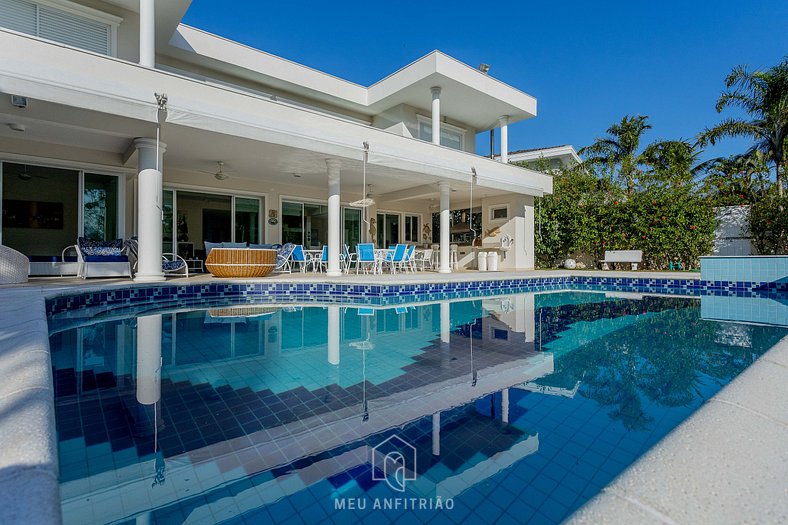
[17,165,47,181]
[198,161,234,181]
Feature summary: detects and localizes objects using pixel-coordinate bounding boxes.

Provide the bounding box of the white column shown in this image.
[328,305,340,365]
[440,301,451,344]
[139,0,155,68]
[432,413,441,456]
[134,138,165,282]
[431,87,442,145]
[499,116,509,163]
[502,388,510,424]
[438,181,451,273]
[326,160,342,276]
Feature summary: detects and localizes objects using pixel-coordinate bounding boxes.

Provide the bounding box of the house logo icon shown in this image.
[371,435,417,492]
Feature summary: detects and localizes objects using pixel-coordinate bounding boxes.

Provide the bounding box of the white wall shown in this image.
[713,206,753,256]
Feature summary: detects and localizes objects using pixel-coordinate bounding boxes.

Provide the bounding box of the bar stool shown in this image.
[431,244,440,268]
[450,244,459,270]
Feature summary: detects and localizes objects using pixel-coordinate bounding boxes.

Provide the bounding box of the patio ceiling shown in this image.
[0,95,512,203]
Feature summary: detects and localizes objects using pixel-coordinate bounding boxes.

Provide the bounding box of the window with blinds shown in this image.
[0,0,115,56]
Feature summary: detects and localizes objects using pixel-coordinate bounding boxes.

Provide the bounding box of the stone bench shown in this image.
[600,250,643,271]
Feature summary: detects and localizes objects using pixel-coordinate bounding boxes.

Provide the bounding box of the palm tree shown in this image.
[580,115,652,195]
[698,57,788,196]
[641,139,706,187]
[701,151,771,204]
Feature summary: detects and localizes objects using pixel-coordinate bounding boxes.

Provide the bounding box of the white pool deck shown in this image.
[0,269,785,524]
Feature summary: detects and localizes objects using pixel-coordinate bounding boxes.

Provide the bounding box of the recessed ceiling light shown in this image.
[8,123,25,132]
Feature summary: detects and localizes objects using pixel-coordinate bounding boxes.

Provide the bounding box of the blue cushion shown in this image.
[204,241,222,256]
[249,244,273,250]
[78,237,123,256]
[84,255,128,263]
[222,242,247,249]
[163,260,185,271]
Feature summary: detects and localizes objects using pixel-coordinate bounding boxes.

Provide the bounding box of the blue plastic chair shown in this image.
[355,243,377,274]
[313,245,329,273]
[385,244,407,274]
[276,244,307,273]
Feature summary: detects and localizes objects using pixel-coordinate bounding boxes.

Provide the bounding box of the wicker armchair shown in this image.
[0,245,30,284]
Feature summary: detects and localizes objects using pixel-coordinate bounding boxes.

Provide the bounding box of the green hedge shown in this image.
[749,191,788,254]
[536,169,715,269]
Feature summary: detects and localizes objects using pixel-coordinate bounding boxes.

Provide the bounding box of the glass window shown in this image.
[404,215,419,243]
[83,173,118,241]
[0,0,114,55]
[490,205,509,221]
[343,207,361,249]
[235,197,260,244]
[417,117,466,151]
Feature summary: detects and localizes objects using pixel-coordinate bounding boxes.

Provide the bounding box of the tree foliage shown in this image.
[698,56,788,196]
[748,190,788,254]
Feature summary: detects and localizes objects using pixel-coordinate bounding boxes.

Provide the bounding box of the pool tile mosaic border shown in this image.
[45,276,787,321]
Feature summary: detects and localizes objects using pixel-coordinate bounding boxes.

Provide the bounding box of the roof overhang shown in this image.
[0,29,551,197]
[505,145,581,167]
[165,25,536,131]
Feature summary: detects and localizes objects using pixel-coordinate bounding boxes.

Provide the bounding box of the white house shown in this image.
[0,0,553,279]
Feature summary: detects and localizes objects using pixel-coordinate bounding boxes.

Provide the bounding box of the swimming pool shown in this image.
[48,289,788,524]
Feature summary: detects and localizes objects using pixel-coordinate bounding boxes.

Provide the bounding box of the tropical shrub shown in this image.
[535,169,715,269]
[748,191,788,254]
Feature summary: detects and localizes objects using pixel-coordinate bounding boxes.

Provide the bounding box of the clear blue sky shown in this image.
[182,0,787,162]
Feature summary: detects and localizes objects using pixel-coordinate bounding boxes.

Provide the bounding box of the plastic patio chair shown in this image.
[383,244,407,274]
[275,243,308,273]
[354,243,377,274]
[396,245,415,273]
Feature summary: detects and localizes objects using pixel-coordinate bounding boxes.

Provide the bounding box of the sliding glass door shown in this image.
[376,213,400,248]
[83,173,118,241]
[161,189,262,259]
[283,200,362,248]
[1,161,122,257]
[235,197,261,244]
[343,207,361,249]
[282,201,328,248]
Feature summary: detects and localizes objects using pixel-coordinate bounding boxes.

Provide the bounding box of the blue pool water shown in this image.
[48,290,788,525]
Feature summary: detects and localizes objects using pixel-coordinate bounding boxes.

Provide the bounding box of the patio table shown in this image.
[304,249,323,272]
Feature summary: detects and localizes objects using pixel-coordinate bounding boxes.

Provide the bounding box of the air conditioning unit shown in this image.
[11,95,27,108]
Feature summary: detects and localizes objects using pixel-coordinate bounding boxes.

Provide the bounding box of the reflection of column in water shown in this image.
[440,302,451,344]
[328,306,340,365]
[523,294,535,343]
[134,314,162,436]
[502,388,510,424]
[432,412,441,456]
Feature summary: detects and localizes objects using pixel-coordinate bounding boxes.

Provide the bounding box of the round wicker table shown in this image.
[205,248,277,278]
